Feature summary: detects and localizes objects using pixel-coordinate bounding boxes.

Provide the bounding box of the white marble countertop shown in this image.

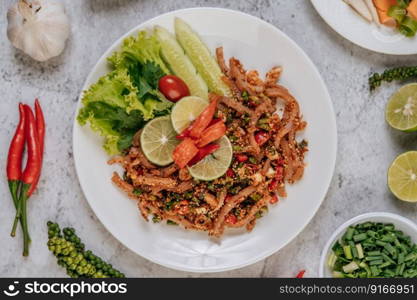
[1,0,416,277]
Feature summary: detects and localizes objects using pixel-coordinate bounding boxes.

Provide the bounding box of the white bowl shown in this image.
[319,212,417,277]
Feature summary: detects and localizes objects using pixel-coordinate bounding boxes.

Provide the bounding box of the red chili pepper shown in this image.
[176,127,191,140]
[6,103,26,207]
[254,130,270,146]
[225,214,237,225]
[188,96,218,138]
[11,105,42,256]
[268,180,278,191]
[226,168,235,178]
[270,194,279,204]
[27,99,45,196]
[207,118,222,127]
[196,121,226,148]
[275,166,284,181]
[235,154,248,162]
[187,143,220,167]
[295,270,306,278]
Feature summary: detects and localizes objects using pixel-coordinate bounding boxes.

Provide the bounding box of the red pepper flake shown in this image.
[295,270,306,278]
[254,130,270,146]
[226,168,235,178]
[268,180,278,191]
[225,214,237,225]
[270,194,279,204]
[235,154,248,162]
[277,158,285,166]
[275,166,284,181]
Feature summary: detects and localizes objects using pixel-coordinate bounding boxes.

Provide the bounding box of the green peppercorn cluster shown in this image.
[47,221,125,278]
[369,66,417,90]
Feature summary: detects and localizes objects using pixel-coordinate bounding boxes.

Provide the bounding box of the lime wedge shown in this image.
[140,116,180,166]
[188,136,232,181]
[388,151,417,203]
[171,96,208,133]
[386,83,417,132]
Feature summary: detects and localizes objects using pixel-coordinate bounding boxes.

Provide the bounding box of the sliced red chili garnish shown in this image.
[196,121,226,148]
[188,96,219,138]
[187,143,220,167]
[172,138,199,169]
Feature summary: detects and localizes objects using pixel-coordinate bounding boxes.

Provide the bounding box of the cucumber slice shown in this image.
[174,18,232,97]
[155,26,208,100]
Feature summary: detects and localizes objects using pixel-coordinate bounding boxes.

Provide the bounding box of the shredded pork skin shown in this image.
[110,49,308,237]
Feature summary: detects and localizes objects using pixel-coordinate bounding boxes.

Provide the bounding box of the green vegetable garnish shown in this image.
[77,31,173,155]
[328,222,417,278]
[399,16,417,37]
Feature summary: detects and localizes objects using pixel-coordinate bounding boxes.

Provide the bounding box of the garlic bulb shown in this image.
[7,0,70,62]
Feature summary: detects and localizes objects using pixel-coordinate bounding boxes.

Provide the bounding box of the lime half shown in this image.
[386,83,417,132]
[188,136,233,181]
[140,116,180,166]
[388,151,417,203]
[171,96,208,133]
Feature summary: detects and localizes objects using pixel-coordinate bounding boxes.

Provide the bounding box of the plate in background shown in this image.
[312,0,417,55]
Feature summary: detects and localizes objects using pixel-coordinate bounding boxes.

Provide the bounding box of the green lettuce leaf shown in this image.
[78,30,173,155]
[78,102,146,155]
[108,31,169,74]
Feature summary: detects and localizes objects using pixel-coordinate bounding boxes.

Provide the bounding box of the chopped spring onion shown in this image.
[343,261,359,273]
[356,244,364,259]
[328,252,337,268]
[343,245,353,260]
[328,222,417,278]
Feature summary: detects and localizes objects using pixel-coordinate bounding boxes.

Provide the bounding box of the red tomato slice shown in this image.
[158,75,190,102]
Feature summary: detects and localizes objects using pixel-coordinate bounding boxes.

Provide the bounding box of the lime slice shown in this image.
[171,96,208,133]
[388,151,417,202]
[174,18,232,97]
[140,116,180,166]
[188,136,233,181]
[155,26,208,100]
[386,83,417,132]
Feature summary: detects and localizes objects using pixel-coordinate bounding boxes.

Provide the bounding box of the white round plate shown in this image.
[73,8,337,273]
[312,0,417,55]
